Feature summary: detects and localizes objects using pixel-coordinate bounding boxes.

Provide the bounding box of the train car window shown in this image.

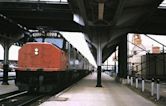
[75,60,79,65]
[45,38,64,49]
[65,41,69,50]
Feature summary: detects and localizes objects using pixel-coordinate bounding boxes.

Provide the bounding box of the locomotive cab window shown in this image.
[35,38,43,42]
[32,32,69,49]
[45,38,64,49]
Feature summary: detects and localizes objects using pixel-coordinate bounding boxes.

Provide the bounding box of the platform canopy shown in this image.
[0,0,166,62]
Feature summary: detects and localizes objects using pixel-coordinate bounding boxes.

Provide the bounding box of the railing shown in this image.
[0,76,15,81]
[127,76,165,101]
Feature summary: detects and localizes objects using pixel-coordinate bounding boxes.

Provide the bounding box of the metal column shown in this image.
[96,36,102,87]
[2,42,10,85]
[118,35,128,78]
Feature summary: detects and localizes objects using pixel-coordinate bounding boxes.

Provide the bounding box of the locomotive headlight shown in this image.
[34,48,39,55]
[35,48,39,52]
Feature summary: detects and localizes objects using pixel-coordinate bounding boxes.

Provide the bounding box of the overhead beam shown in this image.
[135,0,163,31]
[102,44,117,63]
[76,0,89,26]
[112,0,126,25]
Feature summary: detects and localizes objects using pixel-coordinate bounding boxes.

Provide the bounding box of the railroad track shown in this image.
[0,91,46,106]
[0,73,89,106]
[0,91,21,99]
[0,87,71,106]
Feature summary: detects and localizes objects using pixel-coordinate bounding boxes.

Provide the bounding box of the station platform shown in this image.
[40,72,156,106]
[0,80,18,95]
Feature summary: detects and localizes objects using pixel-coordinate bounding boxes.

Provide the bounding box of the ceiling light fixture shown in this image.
[98,0,105,20]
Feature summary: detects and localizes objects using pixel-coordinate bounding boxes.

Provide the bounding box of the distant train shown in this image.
[15,32,93,92]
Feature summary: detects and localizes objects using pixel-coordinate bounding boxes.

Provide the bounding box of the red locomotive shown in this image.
[17,42,68,71]
[15,32,92,92]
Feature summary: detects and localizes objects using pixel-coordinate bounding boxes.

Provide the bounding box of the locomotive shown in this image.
[15,32,92,92]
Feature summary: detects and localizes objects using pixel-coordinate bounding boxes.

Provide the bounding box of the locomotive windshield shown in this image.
[45,38,64,49]
[35,38,43,42]
[35,37,64,49]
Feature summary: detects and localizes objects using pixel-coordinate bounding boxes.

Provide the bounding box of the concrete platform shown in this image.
[40,73,156,106]
[0,80,18,95]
